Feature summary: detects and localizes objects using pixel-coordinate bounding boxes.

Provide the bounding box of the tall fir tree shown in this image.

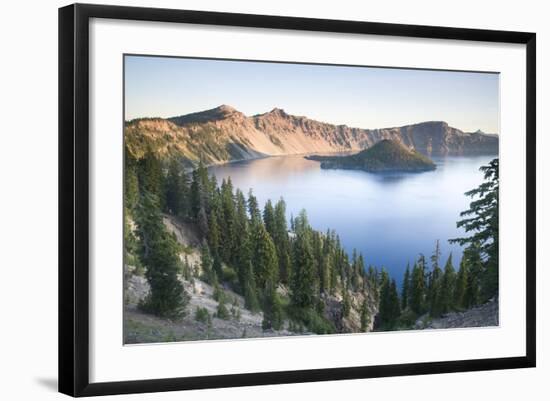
[219,178,237,262]
[263,199,275,237]
[428,240,443,317]
[454,253,469,309]
[273,199,292,283]
[252,222,279,291]
[463,243,483,308]
[450,158,499,301]
[439,253,456,314]
[135,193,187,318]
[360,298,371,332]
[124,148,139,212]
[409,258,425,315]
[139,151,164,207]
[290,210,317,310]
[164,158,184,216]
[401,263,411,310]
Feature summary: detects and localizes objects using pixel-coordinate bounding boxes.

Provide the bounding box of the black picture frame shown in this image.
[59,3,536,397]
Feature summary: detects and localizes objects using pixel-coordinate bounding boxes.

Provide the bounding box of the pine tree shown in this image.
[428,240,443,317]
[342,291,351,319]
[360,298,370,332]
[378,270,400,329]
[207,193,221,258]
[409,258,425,315]
[252,223,279,291]
[220,178,237,262]
[262,283,284,330]
[139,151,164,205]
[242,261,260,312]
[263,199,275,237]
[401,263,411,310]
[190,161,210,221]
[135,193,187,318]
[463,243,483,308]
[247,189,261,226]
[124,148,139,212]
[389,279,401,326]
[273,199,292,283]
[440,253,456,314]
[234,189,251,283]
[454,253,469,309]
[164,158,184,215]
[199,244,215,284]
[450,158,499,301]
[290,210,317,310]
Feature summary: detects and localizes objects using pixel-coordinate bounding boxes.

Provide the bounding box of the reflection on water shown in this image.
[209,154,495,284]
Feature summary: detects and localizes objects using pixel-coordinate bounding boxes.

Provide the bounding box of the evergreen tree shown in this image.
[220,178,237,262]
[207,192,221,257]
[242,261,260,312]
[378,269,400,329]
[463,243,483,308]
[409,257,425,315]
[212,254,223,280]
[401,263,411,310]
[200,244,215,284]
[234,189,251,282]
[290,210,317,310]
[360,298,370,332]
[262,284,284,330]
[263,199,275,237]
[342,291,351,319]
[164,158,184,215]
[273,199,292,283]
[454,253,469,309]
[124,148,139,212]
[139,151,164,206]
[428,240,443,317]
[252,223,279,291]
[450,158,499,301]
[439,253,456,314]
[135,193,187,318]
[190,161,210,221]
[389,279,401,325]
[247,189,262,226]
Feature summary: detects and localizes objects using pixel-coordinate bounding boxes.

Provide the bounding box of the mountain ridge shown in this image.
[125,105,499,165]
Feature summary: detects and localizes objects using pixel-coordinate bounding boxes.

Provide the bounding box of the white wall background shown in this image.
[0,0,546,399]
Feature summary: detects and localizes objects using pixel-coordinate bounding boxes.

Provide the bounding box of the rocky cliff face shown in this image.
[125,105,498,164]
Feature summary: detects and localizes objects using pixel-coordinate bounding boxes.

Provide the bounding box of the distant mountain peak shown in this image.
[412,120,448,128]
[214,104,238,114]
[266,107,288,117]
[168,104,243,126]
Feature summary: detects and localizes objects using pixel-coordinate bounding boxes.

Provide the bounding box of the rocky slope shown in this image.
[414,298,499,330]
[124,215,377,343]
[124,105,499,165]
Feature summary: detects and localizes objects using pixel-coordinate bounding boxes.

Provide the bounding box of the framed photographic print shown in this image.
[58,3,536,397]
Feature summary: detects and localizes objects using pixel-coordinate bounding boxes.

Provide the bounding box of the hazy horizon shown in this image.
[125,55,500,133]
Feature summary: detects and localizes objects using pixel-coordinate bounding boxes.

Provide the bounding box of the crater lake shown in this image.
[208,154,495,285]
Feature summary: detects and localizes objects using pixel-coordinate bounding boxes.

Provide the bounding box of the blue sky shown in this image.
[124,55,499,133]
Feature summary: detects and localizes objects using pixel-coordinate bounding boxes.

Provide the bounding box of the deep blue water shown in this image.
[209,154,494,286]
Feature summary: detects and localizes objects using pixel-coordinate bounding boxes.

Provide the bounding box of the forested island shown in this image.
[123,140,499,342]
[306,139,436,173]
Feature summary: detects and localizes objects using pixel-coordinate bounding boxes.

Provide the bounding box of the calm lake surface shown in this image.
[209,154,495,285]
